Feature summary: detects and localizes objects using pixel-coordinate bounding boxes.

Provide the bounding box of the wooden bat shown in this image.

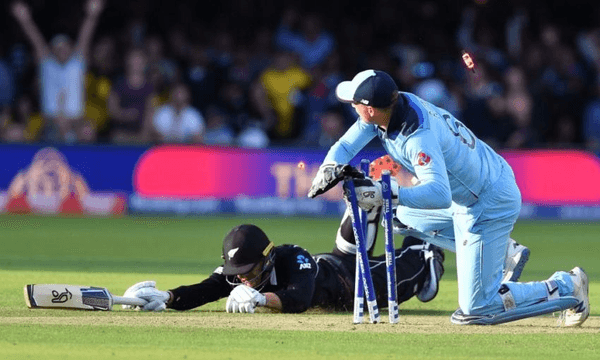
[24,284,147,310]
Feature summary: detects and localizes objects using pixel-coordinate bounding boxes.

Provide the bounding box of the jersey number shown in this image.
[443,114,475,149]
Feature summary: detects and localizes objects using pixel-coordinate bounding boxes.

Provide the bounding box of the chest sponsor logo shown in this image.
[296,255,312,270]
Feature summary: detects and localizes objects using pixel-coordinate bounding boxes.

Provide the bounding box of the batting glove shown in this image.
[122,280,155,310]
[308,162,364,198]
[122,280,170,311]
[225,285,267,314]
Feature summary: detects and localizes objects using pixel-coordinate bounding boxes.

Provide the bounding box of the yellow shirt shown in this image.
[260,66,311,138]
[85,72,112,132]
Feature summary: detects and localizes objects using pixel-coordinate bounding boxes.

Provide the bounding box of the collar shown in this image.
[379,93,414,140]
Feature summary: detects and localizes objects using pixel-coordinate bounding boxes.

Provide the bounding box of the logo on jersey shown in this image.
[296,255,312,270]
[417,152,431,166]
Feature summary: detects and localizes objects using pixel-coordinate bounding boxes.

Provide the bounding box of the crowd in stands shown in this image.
[1,0,600,154]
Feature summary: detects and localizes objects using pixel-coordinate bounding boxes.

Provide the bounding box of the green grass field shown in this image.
[1,215,598,359]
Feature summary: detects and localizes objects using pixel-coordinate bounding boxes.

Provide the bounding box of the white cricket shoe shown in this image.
[558,267,590,327]
[502,239,530,283]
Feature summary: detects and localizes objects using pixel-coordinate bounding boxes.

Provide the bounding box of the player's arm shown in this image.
[167,268,234,310]
[323,118,377,164]
[73,0,105,58]
[122,267,232,311]
[262,292,283,310]
[397,131,452,209]
[10,1,50,61]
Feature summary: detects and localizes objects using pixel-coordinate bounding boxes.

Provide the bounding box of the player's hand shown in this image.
[308,162,363,198]
[351,177,399,211]
[11,2,31,21]
[225,285,266,313]
[86,0,105,17]
[122,280,170,311]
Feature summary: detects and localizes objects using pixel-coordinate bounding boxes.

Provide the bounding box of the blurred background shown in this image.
[1,0,600,218]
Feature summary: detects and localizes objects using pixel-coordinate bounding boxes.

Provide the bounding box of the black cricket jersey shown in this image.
[167,241,427,313]
[167,244,347,313]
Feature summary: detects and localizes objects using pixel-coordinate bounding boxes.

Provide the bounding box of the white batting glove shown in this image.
[225,285,267,313]
[351,177,399,211]
[122,280,170,311]
[122,280,155,310]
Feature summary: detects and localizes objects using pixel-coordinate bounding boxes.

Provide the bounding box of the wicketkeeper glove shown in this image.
[308,162,364,198]
[225,285,267,314]
[351,176,399,211]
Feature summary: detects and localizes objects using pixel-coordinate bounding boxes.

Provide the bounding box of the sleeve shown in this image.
[397,131,452,209]
[323,118,377,164]
[274,249,318,313]
[167,266,233,310]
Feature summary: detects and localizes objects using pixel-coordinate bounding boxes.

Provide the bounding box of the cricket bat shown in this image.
[24,284,147,310]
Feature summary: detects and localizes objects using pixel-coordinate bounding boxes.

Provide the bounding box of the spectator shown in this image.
[503,66,542,148]
[413,78,461,118]
[219,81,255,134]
[237,123,270,148]
[202,106,235,146]
[15,94,44,142]
[316,108,346,148]
[457,7,509,72]
[11,0,105,143]
[301,51,344,144]
[185,44,218,113]
[85,36,117,140]
[248,27,274,80]
[152,83,205,143]
[107,48,155,143]
[0,45,15,109]
[483,91,514,149]
[253,51,311,141]
[275,8,336,70]
[505,92,537,148]
[582,80,600,155]
[146,34,180,86]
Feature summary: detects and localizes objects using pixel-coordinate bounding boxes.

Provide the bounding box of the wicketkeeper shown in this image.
[308,69,589,326]
[122,206,444,313]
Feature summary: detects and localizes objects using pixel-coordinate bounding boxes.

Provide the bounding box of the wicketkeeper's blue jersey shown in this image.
[324,91,509,209]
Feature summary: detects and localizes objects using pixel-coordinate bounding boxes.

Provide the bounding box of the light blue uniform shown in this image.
[323,92,575,316]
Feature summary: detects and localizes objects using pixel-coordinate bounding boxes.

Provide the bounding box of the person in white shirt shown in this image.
[152,83,205,143]
[11,0,105,143]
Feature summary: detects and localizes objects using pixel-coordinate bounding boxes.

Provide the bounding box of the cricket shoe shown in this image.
[502,239,530,283]
[417,245,445,302]
[558,267,590,327]
[450,308,491,325]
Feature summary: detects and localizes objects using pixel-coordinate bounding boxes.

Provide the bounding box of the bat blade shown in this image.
[24,284,146,310]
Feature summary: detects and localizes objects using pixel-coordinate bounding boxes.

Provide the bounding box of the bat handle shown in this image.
[112,296,148,307]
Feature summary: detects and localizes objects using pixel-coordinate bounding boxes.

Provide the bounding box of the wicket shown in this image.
[344,160,398,324]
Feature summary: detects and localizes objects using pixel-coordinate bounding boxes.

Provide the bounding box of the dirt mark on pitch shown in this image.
[2,312,599,334]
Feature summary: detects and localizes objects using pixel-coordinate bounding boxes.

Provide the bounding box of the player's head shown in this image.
[222,224,275,289]
[335,69,399,109]
[50,34,73,63]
